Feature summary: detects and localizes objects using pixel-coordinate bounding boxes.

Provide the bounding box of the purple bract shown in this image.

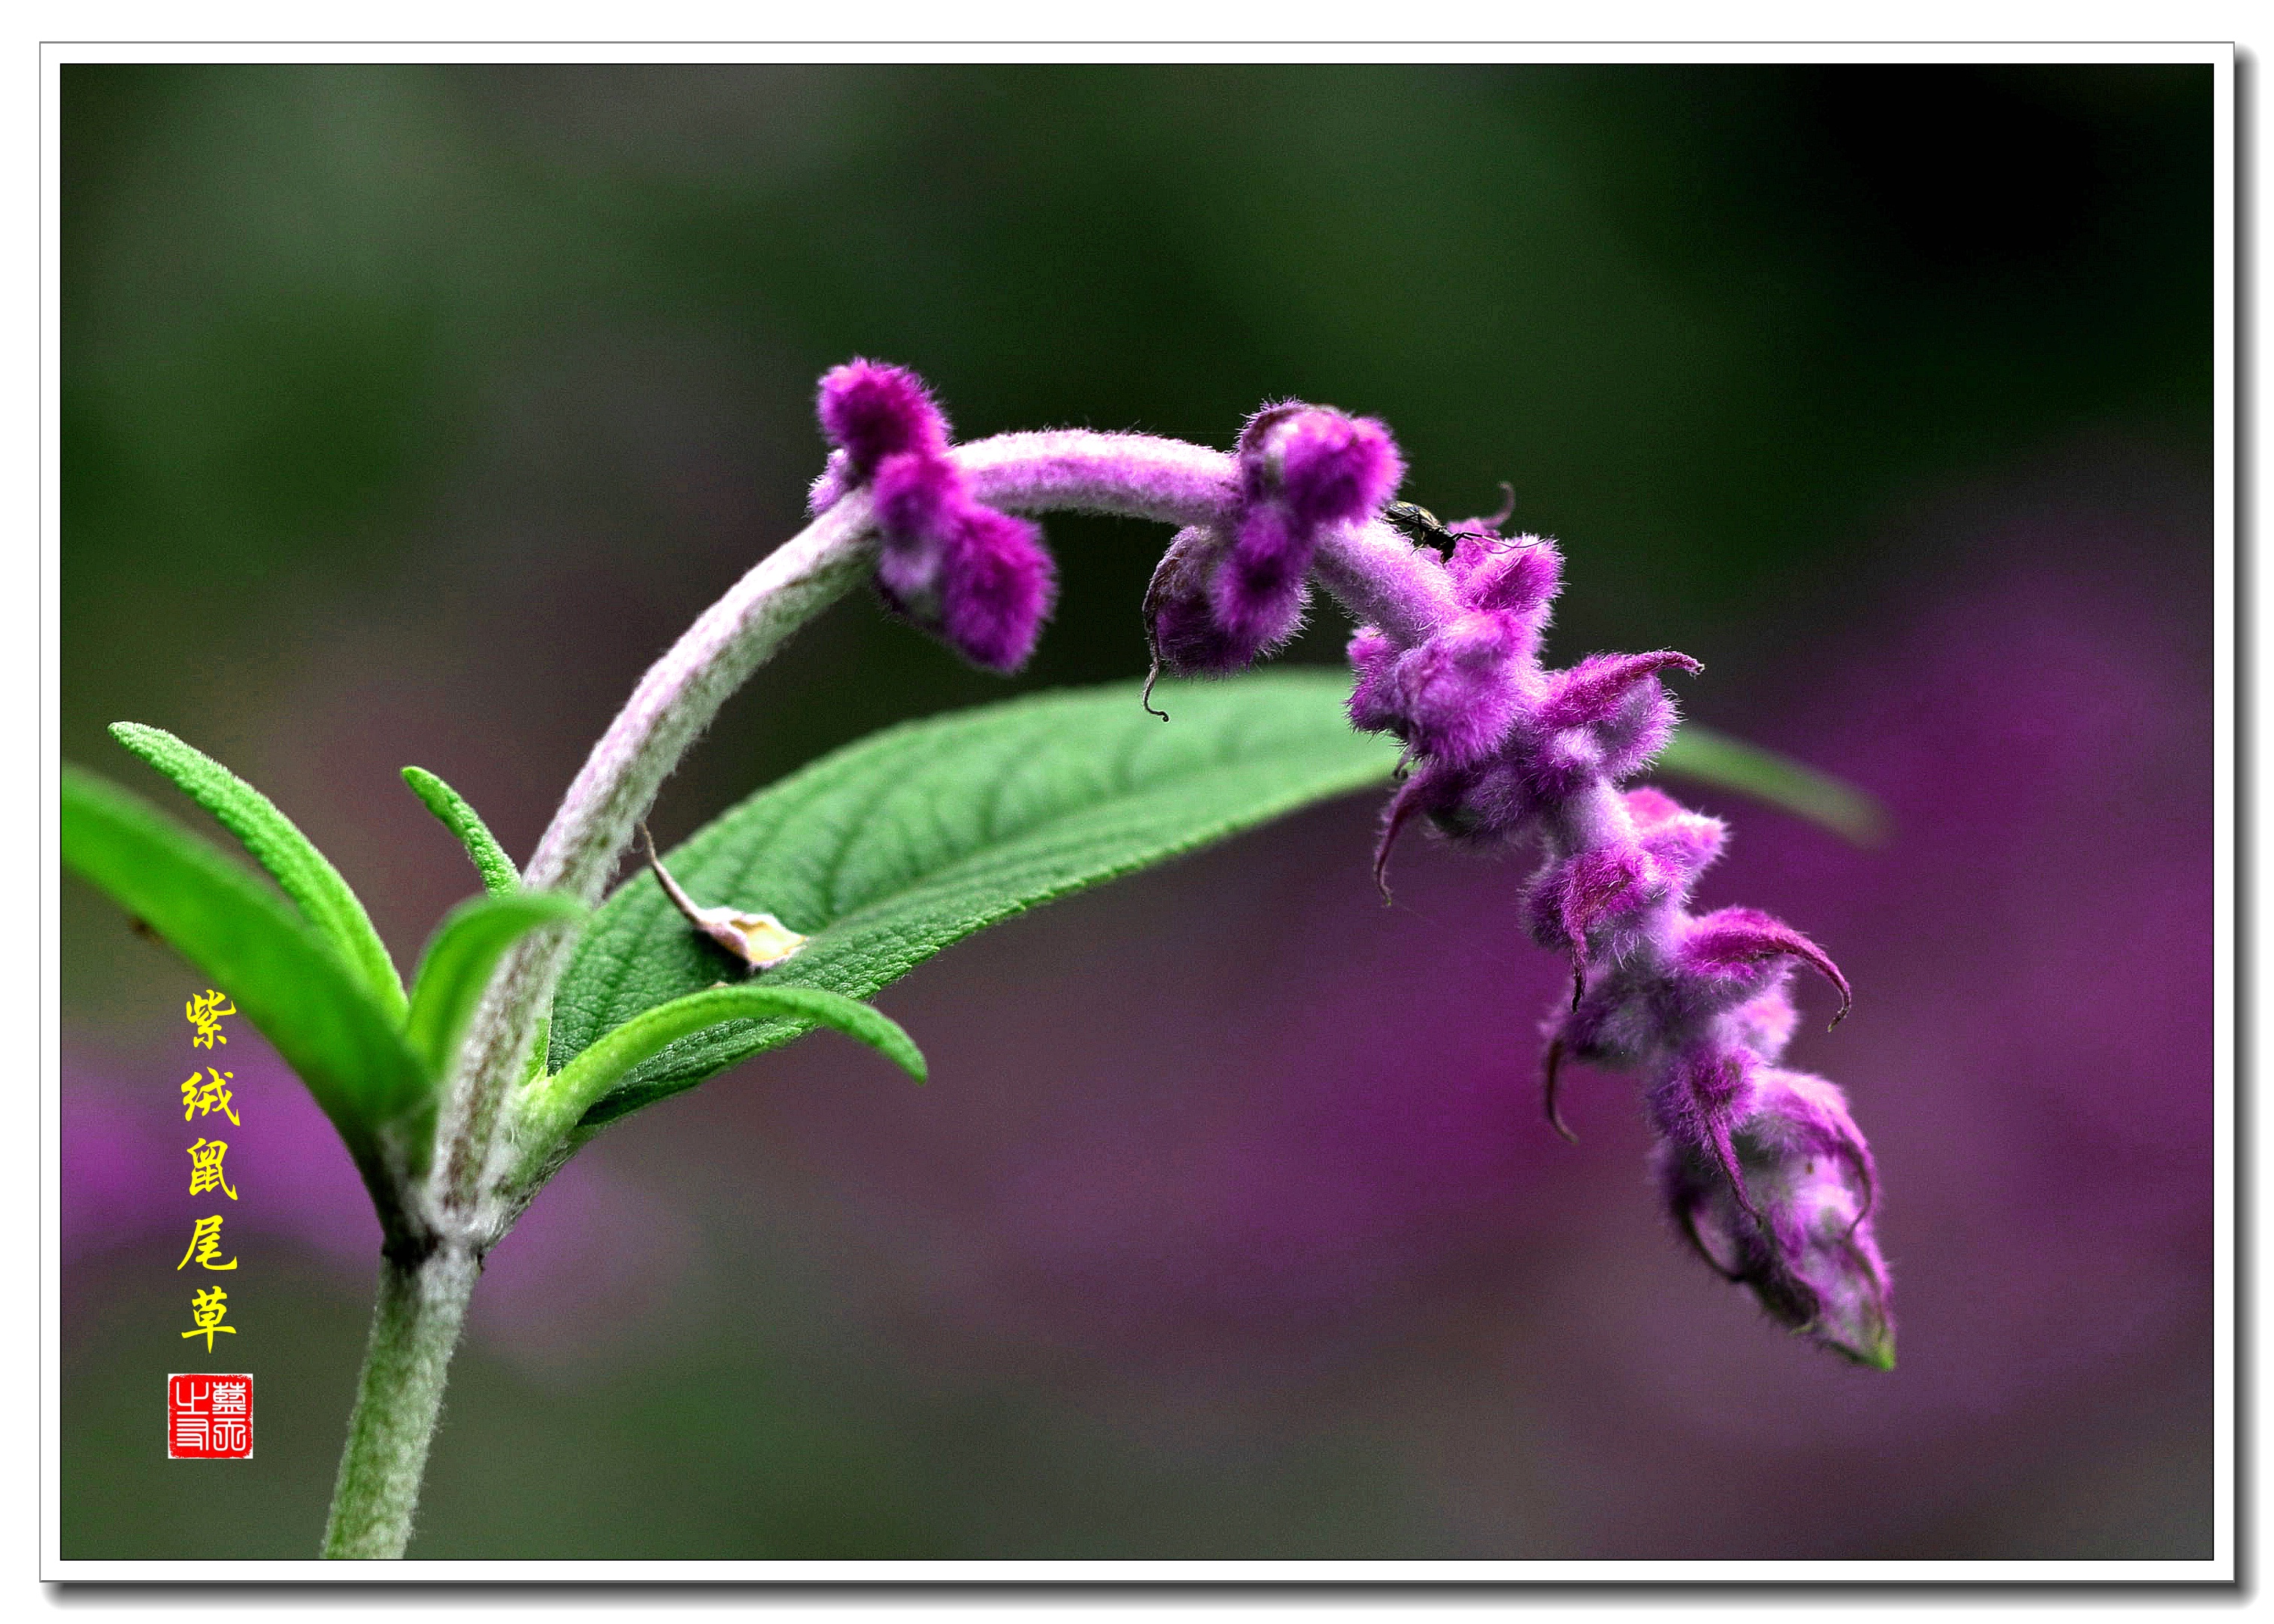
[812,359,1058,673]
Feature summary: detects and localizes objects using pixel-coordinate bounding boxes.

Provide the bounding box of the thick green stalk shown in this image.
[321,427,1251,1556]
[321,1244,481,1559]
[321,497,887,1559]
[435,492,878,1214]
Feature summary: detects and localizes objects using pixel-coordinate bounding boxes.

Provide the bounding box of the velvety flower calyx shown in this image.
[1657,1068,1894,1368]
[810,359,1057,673]
[1147,403,1406,683]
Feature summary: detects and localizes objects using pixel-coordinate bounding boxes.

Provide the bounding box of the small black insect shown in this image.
[1382,500,1459,549]
[1382,481,1533,553]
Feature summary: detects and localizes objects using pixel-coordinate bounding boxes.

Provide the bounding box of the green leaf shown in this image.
[109,723,408,1025]
[404,890,586,1084]
[1656,724,1890,847]
[402,765,521,897]
[60,764,434,1178]
[550,672,1398,1126]
[520,985,923,1166]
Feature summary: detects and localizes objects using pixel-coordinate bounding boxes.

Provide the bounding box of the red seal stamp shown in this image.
[167,1374,253,1459]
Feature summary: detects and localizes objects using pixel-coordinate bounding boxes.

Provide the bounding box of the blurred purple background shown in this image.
[62,439,2212,1559]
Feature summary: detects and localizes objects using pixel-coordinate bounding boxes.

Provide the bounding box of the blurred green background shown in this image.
[60,63,2213,1559]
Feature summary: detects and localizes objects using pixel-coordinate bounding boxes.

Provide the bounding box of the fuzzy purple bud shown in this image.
[1200,404,1407,665]
[1254,407,1405,528]
[1530,845,1669,965]
[816,358,950,477]
[1145,526,1258,680]
[936,505,1057,674]
[1213,503,1315,656]
[1659,1068,1894,1368]
[872,447,959,533]
[1142,403,1409,683]
[1362,611,1529,768]
[810,359,1057,672]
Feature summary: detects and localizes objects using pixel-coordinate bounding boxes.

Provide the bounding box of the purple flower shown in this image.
[1142,435,1895,1364]
[1147,403,1404,680]
[812,359,950,497]
[1143,526,1254,680]
[812,359,1057,673]
[1657,1068,1894,1370]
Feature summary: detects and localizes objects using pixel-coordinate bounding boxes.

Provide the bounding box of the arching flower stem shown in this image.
[433,421,1381,1233]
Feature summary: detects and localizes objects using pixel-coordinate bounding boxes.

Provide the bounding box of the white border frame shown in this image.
[35,38,2238,1586]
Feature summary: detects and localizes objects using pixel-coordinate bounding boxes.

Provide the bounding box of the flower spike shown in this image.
[1131,411,1892,1365]
[805,365,1887,1366]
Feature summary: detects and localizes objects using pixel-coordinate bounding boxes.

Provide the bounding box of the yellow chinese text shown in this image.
[184,989,236,1049]
[180,1068,240,1126]
[181,1286,236,1350]
[185,1138,237,1201]
[176,1213,238,1271]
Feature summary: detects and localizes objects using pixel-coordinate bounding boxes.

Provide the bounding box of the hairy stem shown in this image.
[321,1243,482,1559]
[438,430,1251,1221]
[435,491,882,1215]
[341,423,1266,1559]
[1308,522,1466,647]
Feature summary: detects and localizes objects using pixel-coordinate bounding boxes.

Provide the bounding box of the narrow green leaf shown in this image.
[547,675,1884,1130]
[109,723,408,1024]
[521,985,923,1164]
[60,764,434,1176]
[550,672,1398,1126]
[402,766,521,897]
[1657,724,1890,847]
[404,890,586,1084]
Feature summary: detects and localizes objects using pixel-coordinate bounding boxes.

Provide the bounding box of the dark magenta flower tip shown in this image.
[1372,761,1465,898]
[938,508,1056,674]
[1539,650,1702,732]
[1658,1071,1895,1368]
[1678,907,1854,1029]
[1270,410,1405,527]
[816,359,951,474]
[1145,526,1269,680]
